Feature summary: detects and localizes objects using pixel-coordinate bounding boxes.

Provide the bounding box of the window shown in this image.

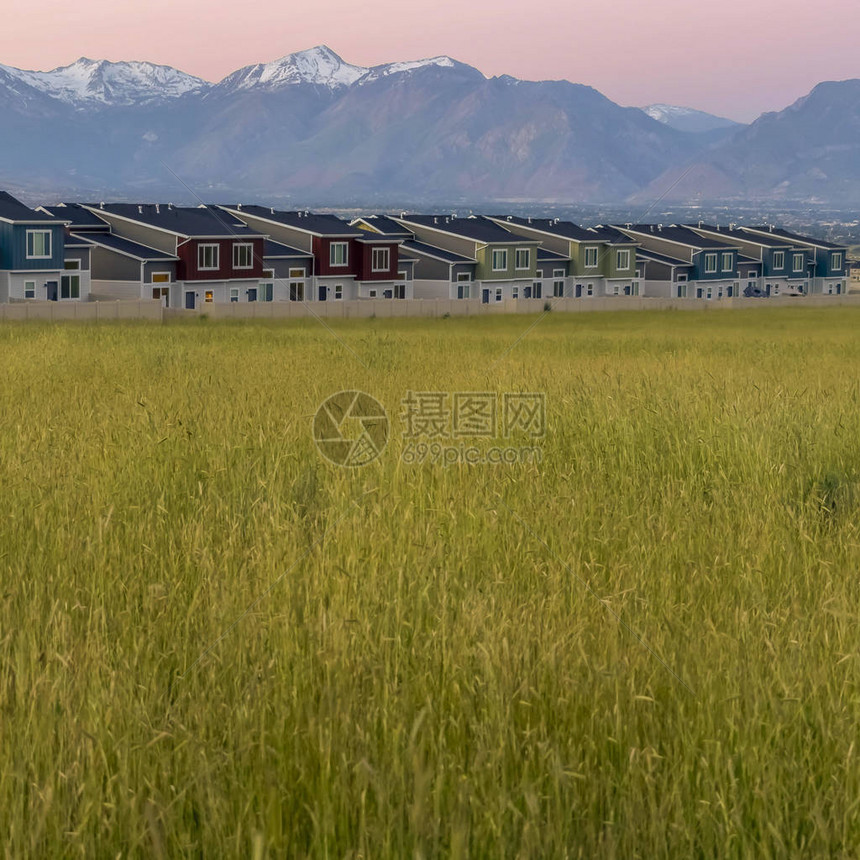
[706,287,713,300]
[586,283,593,296]
[553,280,564,297]
[288,267,304,279]
[26,230,52,259]
[289,281,304,301]
[773,251,785,270]
[383,290,393,299]
[263,269,275,279]
[721,252,733,272]
[198,244,219,271]
[793,253,804,273]
[553,269,565,280]
[677,283,687,298]
[60,275,80,299]
[515,248,530,270]
[492,249,508,271]
[398,270,408,283]
[24,281,35,299]
[230,288,239,303]
[394,284,406,299]
[152,287,169,306]
[677,273,688,283]
[613,284,620,296]
[152,272,171,284]
[512,287,519,299]
[495,288,502,302]
[64,259,80,271]
[583,246,599,268]
[233,243,253,269]
[532,281,542,298]
[330,243,348,267]
[457,272,471,282]
[369,289,377,298]
[631,283,640,296]
[832,252,843,271]
[371,247,390,272]
[204,290,214,303]
[334,284,343,300]
[616,249,630,270]
[456,283,470,299]
[536,269,544,279]
[704,253,718,274]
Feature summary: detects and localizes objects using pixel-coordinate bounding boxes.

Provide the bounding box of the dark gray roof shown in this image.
[398,255,419,265]
[491,215,596,242]
[353,216,413,238]
[91,204,264,238]
[77,231,178,261]
[402,239,476,264]
[226,205,363,237]
[263,239,311,259]
[588,225,639,245]
[400,215,537,244]
[634,248,693,267]
[622,224,737,249]
[65,238,95,249]
[0,191,59,224]
[41,203,110,230]
[737,254,762,265]
[746,226,847,250]
[537,248,570,261]
[688,224,791,248]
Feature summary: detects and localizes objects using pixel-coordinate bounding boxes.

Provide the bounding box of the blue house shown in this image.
[0,191,69,301]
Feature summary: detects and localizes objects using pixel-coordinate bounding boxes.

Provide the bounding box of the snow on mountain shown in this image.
[0,58,208,106]
[216,46,368,92]
[642,103,741,134]
[357,56,459,84]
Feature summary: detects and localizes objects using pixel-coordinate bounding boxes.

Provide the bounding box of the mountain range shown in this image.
[0,46,856,206]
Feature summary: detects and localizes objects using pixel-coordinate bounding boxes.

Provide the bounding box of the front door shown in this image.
[46,281,58,302]
[318,286,327,302]
[575,284,582,298]
[482,289,490,304]
[247,288,257,303]
[185,291,196,310]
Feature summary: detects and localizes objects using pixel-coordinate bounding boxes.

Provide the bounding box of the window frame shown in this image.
[329,242,349,268]
[583,246,599,269]
[704,253,718,274]
[616,249,630,271]
[515,248,531,271]
[832,252,843,271]
[772,250,785,270]
[198,244,220,272]
[24,280,36,299]
[371,247,390,273]
[721,252,733,272]
[60,274,80,300]
[491,249,508,272]
[232,243,254,270]
[26,229,52,260]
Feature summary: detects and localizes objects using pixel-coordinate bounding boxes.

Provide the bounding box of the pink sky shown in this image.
[1,0,857,121]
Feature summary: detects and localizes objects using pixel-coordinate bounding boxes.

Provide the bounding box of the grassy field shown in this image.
[2,308,860,857]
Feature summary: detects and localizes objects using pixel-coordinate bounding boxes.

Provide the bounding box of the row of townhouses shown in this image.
[0,191,850,307]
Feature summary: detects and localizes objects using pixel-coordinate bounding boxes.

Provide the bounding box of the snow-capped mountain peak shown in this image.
[218,45,369,92]
[358,56,459,84]
[0,57,208,106]
[641,103,741,133]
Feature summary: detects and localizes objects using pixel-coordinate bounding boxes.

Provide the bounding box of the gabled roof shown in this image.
[263,239,312,259]
[634,248,693,267]
[402,239,476,264]
[224,205,363,238]
[737,254,763,266]
[351,215,414,239]
[399,214,539,244]
[588,225,640,246]
[0,191,63,225]
[88,203,265,239]
[688,224,791,248]
[621,224,737,250]
[537,248,570,262]
[65,237,95,249]
[77,231,179,262]
[39,203,110,231]
[490,215,594,242]
[745,226,847,251]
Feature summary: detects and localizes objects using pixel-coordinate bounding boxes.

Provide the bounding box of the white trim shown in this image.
[704,253,718,274]
[371,246,390,272]
[583,246,599,268]
[491,249,508,271]
[330,242,349,267]
[26,229,52,260]
[198,243,220,271]
[232,242,254,270]
[515,248,531,270]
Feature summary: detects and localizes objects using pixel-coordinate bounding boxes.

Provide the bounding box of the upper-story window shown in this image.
[233,243,254,269]
[198,244,220,271]
[793,253,805,273]
[330,242,349,267]
[26,230,52,260]
[584,246,599,268]
[721,252,733,272]
[704,253,718,274]
[773,251,785,270]
[616,249,630,270]
[832,252,843,271]
[371,247,390,272]
[515,248,531,270]
[492,249,508,271]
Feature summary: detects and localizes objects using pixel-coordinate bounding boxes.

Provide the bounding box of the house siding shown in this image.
[0,221,65,271]
[177,238,265,281]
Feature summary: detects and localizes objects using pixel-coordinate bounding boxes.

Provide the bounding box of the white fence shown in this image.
[1,294,859,324]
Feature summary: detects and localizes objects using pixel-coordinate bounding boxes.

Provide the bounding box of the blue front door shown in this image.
[482,289,490,304]
[247,288,257,302]
[318,286,327,301]
[185,291,195,310]
[46,281,58,302]
[575,284,582,298]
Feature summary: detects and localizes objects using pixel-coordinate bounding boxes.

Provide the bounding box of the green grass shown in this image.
[2,308,860,857]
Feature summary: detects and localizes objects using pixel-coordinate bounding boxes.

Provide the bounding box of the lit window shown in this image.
[288,267,305,278]
[204,290,214,303]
